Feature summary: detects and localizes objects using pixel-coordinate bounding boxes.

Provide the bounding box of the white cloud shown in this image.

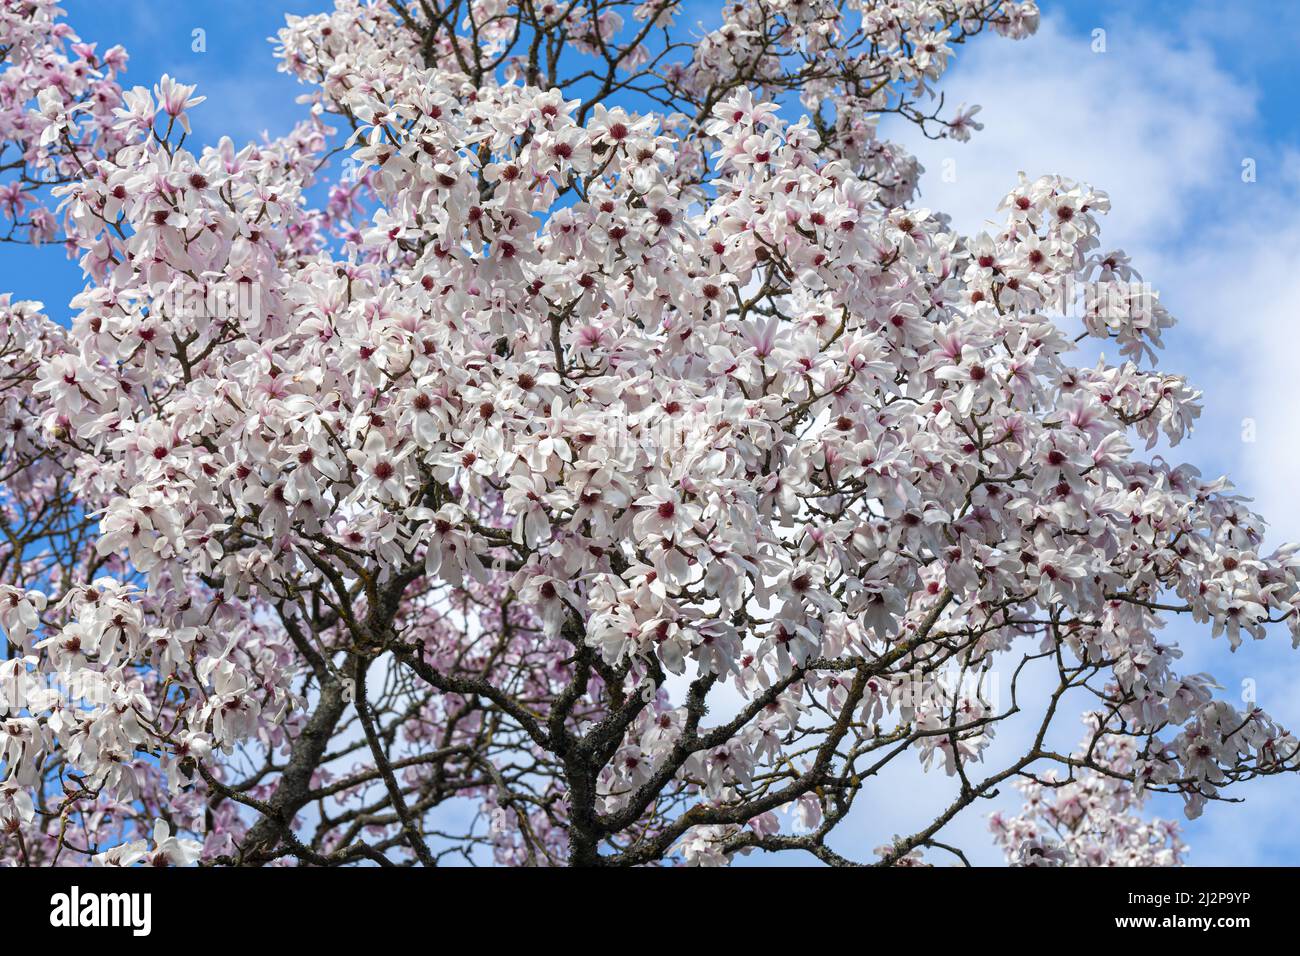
[891,15,1254,240]
[1149,211,1300,547]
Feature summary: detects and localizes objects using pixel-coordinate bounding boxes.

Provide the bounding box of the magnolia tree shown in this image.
[0,0,1294,868]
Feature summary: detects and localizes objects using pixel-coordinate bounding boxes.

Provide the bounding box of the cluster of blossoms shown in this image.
[0,0,130,243]
[991,717,1187,866]
[0,0,1296,867]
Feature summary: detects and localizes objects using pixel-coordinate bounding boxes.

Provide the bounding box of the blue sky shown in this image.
[8,0,1300,865]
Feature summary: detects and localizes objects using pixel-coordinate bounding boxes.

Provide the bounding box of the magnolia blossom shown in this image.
[992,717,1188,867]
[0,0,1296,869]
